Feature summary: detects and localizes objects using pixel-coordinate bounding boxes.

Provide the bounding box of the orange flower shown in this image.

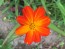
[15,6,50,44]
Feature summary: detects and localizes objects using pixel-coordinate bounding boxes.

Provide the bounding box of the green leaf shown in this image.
[0,0,4,7]
[7,12,14,19]
[23,0,30,6]
[2,1,14,14]
[59,41,64,46]
[53,47,57,49]
[0,39,13,49]
[1,43,13,49]
[0,39,3,45]
[49,23,65,36]
[56,1,65,25]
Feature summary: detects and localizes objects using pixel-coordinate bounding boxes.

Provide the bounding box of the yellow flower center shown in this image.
[29,23,35,30]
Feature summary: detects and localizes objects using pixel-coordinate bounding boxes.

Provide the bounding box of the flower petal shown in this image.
[15,25,30,36]
[22,6,34,23]
[34,16,50,27]
[34,7,46,21]
[35,27,50,36]
[16,16,29,25]
[24,30,34,45]
[33,30,41,42]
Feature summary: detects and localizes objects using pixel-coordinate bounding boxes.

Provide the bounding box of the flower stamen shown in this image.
[29,23,35,30]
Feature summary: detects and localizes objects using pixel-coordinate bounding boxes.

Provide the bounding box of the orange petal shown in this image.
[34,7,46,21]
[34,16,50,27]
[15,25,30,36]
[16,16,29,25]
[24,30,34,45]
[36,27,50,36]
[33,30,41,42]
[22,6,34,23]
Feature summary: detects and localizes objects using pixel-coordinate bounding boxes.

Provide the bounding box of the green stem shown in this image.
[56,1,65,16]
[8,34,18,43]
[49,23,65,36]
[41,0,49,14]
[2,0,14,14]
[2,24,19,46]
[23,0,30,6]
[15,0,19,16]
[56,1,65,25]
[41,0,51,18]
